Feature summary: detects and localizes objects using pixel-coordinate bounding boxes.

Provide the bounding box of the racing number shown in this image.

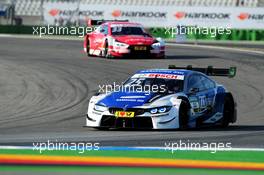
[199,96,207,109]
[112,26,122,33]
[125,78,144,87]
[191,96,207,113]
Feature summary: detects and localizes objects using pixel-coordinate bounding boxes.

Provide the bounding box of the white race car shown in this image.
[86,66,237,130]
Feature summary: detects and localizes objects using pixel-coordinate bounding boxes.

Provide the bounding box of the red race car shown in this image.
[83,20,165,59]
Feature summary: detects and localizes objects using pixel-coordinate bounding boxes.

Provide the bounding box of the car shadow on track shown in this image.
[88,55,218,60]
[195,125,264,132]
[93,125,264,132]
[165,55,218,59]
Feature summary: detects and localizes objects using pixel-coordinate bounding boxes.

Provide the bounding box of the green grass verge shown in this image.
[1,165,264,175]
[1,149,264,174]
[1,149,264,163]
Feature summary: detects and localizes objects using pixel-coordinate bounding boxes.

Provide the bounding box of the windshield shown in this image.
[123,78,184,94]
[111,26,145,36]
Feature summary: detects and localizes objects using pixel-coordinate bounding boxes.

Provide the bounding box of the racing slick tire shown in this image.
[103,40,114,59]
[221,96,234,128]
[86,38,92,57]
[178,100,189,130]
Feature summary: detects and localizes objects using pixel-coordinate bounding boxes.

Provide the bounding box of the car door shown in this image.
[187,74,215,116]
[199,75,216,112]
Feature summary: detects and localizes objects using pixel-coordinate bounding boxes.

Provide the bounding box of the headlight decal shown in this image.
[158,107,167,113]
[148,106,172,114]
[150,108,158,114]
[114,41,129,48]
[94,104,108,112]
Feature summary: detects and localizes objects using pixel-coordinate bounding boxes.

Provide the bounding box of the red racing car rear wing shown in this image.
[168,65,236,78]
[88,19,129,26]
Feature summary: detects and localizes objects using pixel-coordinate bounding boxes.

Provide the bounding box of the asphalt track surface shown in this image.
[0,37,264,148]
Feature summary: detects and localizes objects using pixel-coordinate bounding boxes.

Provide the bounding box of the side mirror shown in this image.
[189,87,199,94]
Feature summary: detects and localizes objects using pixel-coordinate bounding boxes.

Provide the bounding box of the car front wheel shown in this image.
[86,39,92,56]
[178,100,189,130]
[221,96,234,128]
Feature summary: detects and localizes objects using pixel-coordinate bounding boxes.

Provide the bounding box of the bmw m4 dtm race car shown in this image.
[83,20,165,59]
[86,65,237,130]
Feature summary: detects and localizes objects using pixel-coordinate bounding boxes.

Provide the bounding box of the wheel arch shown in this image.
[177,96,191,109]
[177,96,190,129]
[84,35,89,52]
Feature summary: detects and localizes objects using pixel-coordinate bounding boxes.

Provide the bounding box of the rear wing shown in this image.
[168,65,236,78]
[88,19,129,26]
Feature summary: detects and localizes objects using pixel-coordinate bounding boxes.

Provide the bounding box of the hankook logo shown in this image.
[174,12,185,19]
[112,10,122,17]
[237,13,264,21]
[111,10,167,18]
[174,12,230,20]
[48,9,104,17]
[49,9,60,16]
[237,13,249,20]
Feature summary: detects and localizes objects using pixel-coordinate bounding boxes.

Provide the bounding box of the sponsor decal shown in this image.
[111,10,167,18]
[115,111,135,118]
[49,9,60,17]
[112,10,122,17]
[48,8,104,17]
[174,12,186,19]
[237,12,264,21]
[116,98,144,102]
[237,13,249,20]
[43,3,264,29]
[140,70,185,74]
[134,46,147,50]
[132,73,184,80]
[120,96,146,99]
[122,38,153,43]
[174,11,230,20]
[189,97,199,109]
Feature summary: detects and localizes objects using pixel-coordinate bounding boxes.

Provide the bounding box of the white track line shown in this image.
[0,146,264,152]
[166,43,264,55]
[0,34,82,41]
